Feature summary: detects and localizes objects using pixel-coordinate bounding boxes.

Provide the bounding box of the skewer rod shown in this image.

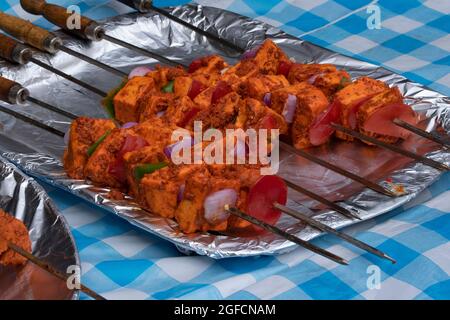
[282,178,361,220]
[273,203,396,263]
[225,205,348,265]
[332,123,449,172]
[0,105,65,137]
[29,57,107,97]
[146,3,245,53]
[393,118,450,148]
[27,96,78,120]
[56,44,127,78]
[280,141,397,197]
[5,240,105,300]
[100,33,186,68]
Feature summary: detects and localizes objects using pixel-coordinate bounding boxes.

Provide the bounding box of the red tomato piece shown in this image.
[277,60,293,77]
[347,95,376,129]
[247,175,287,229]
[309,100,341,146]
[188,59,203,73]
[211,81,232,105]
[259,115,278,130]
[187,80,206,100]
[108,135,149,183]
[178,108,200,128]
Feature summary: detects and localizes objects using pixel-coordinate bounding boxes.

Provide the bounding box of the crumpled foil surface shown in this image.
[0,155,78,299]
[0,4,449,258]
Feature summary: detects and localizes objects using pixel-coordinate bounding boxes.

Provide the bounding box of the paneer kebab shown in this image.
[63,39,421,236]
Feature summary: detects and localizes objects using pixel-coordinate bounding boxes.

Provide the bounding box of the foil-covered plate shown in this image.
[0,4,449,258]
[0,155,79,299]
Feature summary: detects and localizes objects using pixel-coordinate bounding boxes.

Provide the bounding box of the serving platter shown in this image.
[0,154,79,299]
[0,4,449,258]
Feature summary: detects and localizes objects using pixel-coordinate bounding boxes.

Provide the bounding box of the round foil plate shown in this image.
[0,156,79,300]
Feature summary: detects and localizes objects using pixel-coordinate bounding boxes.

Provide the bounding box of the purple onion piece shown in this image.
[121,122,138,129]
[128,66,152,79]
[263,92,272,107]
[64,127,71,145]
[282,94,297,124]
[203,189,238,224]
[156,110,166,118]
[307,72,325,85]
[177,184,186,204]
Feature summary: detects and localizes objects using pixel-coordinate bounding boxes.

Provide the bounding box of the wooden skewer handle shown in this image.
[0,11,60,53]
[20,0,103,40]
[0,77,28,104]
[0,33,33,64]
[0,33,19,63]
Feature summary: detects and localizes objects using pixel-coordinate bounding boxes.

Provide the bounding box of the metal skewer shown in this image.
[28,56,107,97]
[1,236,105,300]
[280,141,397,197]
[0,11,127,78]
[332,123,449,171]
[393,118,450,148]
[273,203,396,263]
[0,75,78,120]
[20,0,186,68]
[282,178,361,220]
[0,105,65,137]
[0,35,106,97]
[225,205,348,265]
[117,0,245,53]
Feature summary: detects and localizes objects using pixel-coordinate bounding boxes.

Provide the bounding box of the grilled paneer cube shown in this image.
[291,83,330,149]
[123,145,167,199]
[287,63,337,84]
[63,117,116,179]
[334,77,388,141]
[84,129,129,188]
[226,40,289,78]
[164,95,199,128]
[236,98,288,135]
[148,66,186,90]
[190,55,227,75]
[175,167,241,233]
[137,93,173,122]
[312,70,351,98]
[357,87,416,144]
[140,165,200,219]
[114,76,155,123]
[194,92,241,131]
[241,75,290,100]
[270,82,310,114]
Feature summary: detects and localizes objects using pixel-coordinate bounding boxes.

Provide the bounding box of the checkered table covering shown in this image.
[2,0,449,300]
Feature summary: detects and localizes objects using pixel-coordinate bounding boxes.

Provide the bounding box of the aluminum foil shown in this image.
[0,4,449,258]
[0,155,79,299]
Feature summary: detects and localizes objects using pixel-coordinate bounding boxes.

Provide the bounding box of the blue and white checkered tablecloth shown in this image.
[2,0,449,300]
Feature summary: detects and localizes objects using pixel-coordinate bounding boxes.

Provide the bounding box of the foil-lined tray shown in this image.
[0,4,449,258]
[0,155,78,299]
